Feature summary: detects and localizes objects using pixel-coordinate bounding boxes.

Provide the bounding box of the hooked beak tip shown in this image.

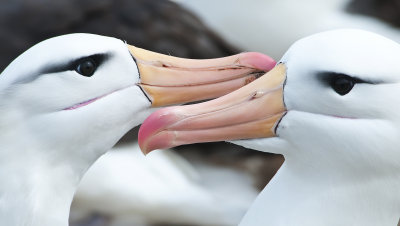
[140,146,150,156]
[139,130,176,155]
[240,52,276,71]
[138,107,181,154]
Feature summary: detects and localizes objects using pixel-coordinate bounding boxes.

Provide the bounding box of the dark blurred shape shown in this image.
[347,0,400,27]
[0,0,239,71]
[71,214,110,226]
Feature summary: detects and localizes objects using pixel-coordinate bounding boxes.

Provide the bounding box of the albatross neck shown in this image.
[0,143,97,226]
[240,160,400,226]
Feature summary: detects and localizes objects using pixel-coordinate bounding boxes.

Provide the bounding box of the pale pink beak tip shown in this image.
[241,52,276,71]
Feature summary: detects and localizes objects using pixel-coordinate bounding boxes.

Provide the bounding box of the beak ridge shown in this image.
[128,45,276,106]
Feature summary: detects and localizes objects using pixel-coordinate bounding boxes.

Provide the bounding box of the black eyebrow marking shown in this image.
[317,71,382,86]
[14,53,110,85]
[41,53,110,75]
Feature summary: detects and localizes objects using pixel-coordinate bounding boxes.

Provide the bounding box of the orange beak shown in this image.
[128,45,276,107]
[138,64,287,154]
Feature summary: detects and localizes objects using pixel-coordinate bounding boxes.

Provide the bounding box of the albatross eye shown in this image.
[331,76,355,95]
[76,58,97,77]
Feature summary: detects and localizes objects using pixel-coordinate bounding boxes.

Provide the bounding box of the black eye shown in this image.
[75,58,96,77]
[331,76,355,95]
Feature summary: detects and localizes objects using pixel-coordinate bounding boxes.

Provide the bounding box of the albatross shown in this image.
[139,29,400,225]
[0,33,274,226]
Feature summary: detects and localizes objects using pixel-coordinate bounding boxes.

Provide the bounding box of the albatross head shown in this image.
[0,33,274,166]
[139,29,400,176]
[0,33,274,226]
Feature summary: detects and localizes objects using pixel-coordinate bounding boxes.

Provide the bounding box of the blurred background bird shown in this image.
[180,0,400,59]
[1,0,399,225]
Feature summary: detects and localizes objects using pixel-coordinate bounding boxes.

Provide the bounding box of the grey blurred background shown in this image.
[1,0,399,225]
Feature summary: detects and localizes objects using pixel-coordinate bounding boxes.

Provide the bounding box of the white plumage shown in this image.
[237,29,400,226]
[0,33,151,226]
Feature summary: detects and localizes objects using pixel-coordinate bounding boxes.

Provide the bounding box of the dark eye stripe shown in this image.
[12,53,110,85]
[42,53,109,75]
[317,71,379,86]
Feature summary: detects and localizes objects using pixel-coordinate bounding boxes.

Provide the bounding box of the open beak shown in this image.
[138,64,287,154]
[128,45,276,107]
